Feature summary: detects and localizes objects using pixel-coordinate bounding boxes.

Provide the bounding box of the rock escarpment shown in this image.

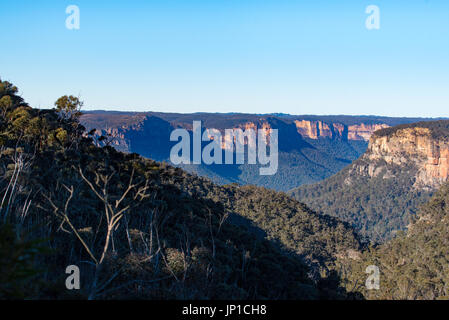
[81,111,441,192]
[353,125,449,190]
[290,120,449,242]
[294,120,389,141]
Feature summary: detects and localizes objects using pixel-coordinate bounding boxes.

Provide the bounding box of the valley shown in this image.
[81,111,439,191]
[2,78,449,300]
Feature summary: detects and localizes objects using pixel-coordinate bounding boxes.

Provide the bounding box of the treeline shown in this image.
[374,120,449,139]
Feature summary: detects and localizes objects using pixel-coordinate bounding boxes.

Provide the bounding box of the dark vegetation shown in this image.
[186,184,364,278]
[290,158,433,243]
[181,146,361,192]
[0,78,364,299]
[340,182,449,299]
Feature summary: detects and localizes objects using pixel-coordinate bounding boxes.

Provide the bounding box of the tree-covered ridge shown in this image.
[340,182,449,300]
[0,78,363,299]
[183,183,364,277]
[289,158,433,243]
[373,120,449,140]
[83,110,442,129]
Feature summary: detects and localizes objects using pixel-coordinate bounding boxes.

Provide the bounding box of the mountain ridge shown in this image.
[80,111,443,191]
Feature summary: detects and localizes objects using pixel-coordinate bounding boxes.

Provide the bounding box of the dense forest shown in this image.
[194,184,364,278]
[290,158,433,243]
[339,182,449,299]
[0,79,365,299]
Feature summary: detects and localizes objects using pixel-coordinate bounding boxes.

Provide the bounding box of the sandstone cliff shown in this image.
[294,120,389,141]
[290,120,449,242]
[354,126,449,190]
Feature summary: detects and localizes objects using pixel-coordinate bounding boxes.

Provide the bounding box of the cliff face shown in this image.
[290,121,449,242]
[354,127,449,190]
[294,120,388,141]
[94,119,385,153]
[86,116,310,155]
[348,124,390,141]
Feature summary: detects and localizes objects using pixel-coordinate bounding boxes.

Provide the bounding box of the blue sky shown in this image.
[1,0,448,117]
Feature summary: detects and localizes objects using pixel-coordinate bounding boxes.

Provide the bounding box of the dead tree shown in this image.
[46,166,150,299]
[0,147,34,227]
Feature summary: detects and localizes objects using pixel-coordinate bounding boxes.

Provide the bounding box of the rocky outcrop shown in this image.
[290,121,449,242]
[348,124,389,141]
[295,120,319,139]
[354,127,449,190]
[205,122,273,150]
[294,120,388,141]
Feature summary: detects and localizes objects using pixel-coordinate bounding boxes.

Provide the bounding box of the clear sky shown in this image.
[1,0,448,117]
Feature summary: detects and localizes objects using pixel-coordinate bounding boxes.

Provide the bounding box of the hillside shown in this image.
[340,182,449,299]
[0,79,363,299]
[290,121,449,243]
[189,184,364,279]
[81,111,439,191]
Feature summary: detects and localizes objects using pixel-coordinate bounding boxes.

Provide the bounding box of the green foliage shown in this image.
[192,183,364,277]
[340,183,449,299]
[55,95,83,120]
[290,158,433,243]
[0,78,355,299]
